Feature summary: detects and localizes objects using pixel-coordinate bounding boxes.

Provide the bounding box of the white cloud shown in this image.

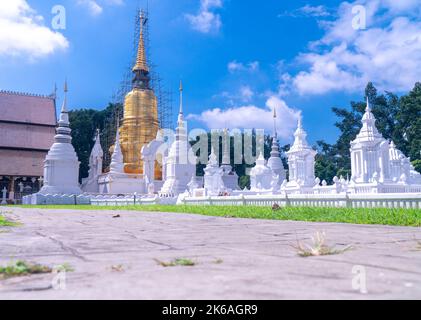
[186,0,223,33]
[289,0,421,95]
[78,0,103,16]
[279,5,331,18]
[228,60,259,73]
[77,0,124,16]
[239,85,254,102]
[188,96,301,140]
[0,0,68,59]
[213,85,256,105]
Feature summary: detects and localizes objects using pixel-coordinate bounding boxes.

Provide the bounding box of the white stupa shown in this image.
[284,116,316,194]
[109,119,125,174]
[39,81,82,195]
[350,98,391,183]
[81,129,103,193]
[250,152,273,191]
[267,108,286,186]
[159,81,197,197]
[203,148,225,195]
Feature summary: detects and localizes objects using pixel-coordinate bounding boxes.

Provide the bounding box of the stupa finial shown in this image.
[133,10,149,73]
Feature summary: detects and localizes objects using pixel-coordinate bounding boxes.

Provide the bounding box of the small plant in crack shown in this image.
[154,258,196,267]
[292,231,352,257]
[0,261,52,279]
[111,264,125,272]
[56,263,74,272]
[0,261,73,279]
[0,215,17,227]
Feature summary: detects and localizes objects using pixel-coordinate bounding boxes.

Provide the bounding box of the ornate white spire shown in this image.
[91,129,103,157]
[208,147,219,167]
[179,80,183,116]
[267,108,285,182]
[110,119,124,173]
[270,108,280,157]
[58,80,69,124]
[355,97,382,142]
[176,80,186,142]
[56,80,72,144]
[158,81,197,197]
[273,107,277,139]
[39,80,82,195]
[289,115,310,152]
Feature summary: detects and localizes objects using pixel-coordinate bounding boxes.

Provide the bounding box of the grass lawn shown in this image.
[0,215,15,227]
[19,205,421,227]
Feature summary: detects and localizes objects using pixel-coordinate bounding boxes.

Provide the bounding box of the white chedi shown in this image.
[389,141,421,184]
[267,108,286,186]
[250,152,273,191]
[203,148,225,195]
[81,129,103,193]
[350,98,391,183]
[39,82,82,195]
[109,120,125,174]
[285,116,316,190]
[160,81,197,197]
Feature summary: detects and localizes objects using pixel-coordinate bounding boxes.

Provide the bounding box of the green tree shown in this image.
[69,103,122,182]
[396,82,421,163]
[317,82,417,182]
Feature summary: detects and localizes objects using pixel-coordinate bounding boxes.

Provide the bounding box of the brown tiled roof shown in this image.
[0,90,56,125]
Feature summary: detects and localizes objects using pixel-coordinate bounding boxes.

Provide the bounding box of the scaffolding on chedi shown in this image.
[102,8,174,169]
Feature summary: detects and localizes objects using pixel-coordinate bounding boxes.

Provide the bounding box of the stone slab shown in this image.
[0,207,420,299]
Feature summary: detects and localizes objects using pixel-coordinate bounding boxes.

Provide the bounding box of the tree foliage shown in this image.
[69,103,122,181]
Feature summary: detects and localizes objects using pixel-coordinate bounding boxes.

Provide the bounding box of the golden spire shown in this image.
[133,10,149,73]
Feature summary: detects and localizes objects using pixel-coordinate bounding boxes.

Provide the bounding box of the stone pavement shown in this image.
[0,207,420,300]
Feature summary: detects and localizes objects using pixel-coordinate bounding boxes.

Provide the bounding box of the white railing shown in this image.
[180,193,421,209]
[90,195,176,206]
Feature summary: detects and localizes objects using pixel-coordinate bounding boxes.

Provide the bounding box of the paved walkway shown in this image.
[0,207,420,299]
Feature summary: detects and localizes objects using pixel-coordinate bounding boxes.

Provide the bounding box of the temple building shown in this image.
[347,99,421,193]
[0,89,56,203]
[350,98,390,184]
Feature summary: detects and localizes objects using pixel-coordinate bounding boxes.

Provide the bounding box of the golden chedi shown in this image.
[119,11,161,178]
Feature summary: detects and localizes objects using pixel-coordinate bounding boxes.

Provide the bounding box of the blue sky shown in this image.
[0,0,420,145]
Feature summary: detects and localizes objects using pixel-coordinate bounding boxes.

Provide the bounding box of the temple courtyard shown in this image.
[0,207,421,299]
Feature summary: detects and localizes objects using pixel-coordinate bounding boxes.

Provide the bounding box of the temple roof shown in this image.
[0,90,56,126]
